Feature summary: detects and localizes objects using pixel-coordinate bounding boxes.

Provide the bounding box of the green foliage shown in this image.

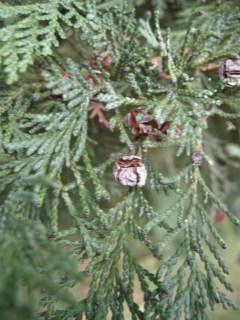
[0,0,240,319]
[0,207,82,320]
[0,0,85,83]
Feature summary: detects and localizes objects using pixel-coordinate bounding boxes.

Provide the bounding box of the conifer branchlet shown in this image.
[0,1,240,319]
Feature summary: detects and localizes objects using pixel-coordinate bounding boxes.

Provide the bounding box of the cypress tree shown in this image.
[0,0,240,319]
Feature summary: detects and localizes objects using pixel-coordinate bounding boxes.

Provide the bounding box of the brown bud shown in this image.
[199,63,219,73]
[219,58,240,87]
[191,152,203,166]
[113,155,147,187]
[125,108,170,140]
[88,52,112,70]
[213,210,226,224]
